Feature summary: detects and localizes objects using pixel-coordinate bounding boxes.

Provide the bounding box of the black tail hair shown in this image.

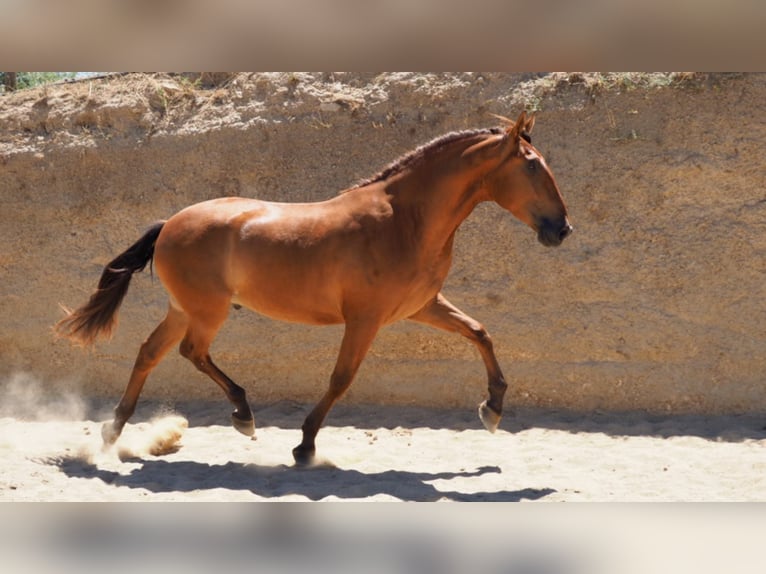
[55,221,165,346]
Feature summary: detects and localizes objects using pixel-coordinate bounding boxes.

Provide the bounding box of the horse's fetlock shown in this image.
[230,385,247,403]
[113,404,134,426]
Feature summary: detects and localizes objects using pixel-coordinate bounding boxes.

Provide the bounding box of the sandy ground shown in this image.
[1,396,765,502]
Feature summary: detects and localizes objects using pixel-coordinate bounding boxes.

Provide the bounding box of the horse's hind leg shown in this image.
[102,305,189,446]
[408,293,508,433]
[179,315,255,437]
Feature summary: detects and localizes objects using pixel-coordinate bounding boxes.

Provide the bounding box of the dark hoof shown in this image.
[292,444,316,466]
[231,412,255,437]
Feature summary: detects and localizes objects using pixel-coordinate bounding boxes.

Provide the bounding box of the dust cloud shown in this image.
[0,372,188,461]
[115,414,188,458]
[0,372,88,421]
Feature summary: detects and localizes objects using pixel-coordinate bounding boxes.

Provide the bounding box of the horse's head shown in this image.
[473,111,572,247]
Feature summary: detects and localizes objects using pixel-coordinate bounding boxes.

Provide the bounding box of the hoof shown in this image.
[232,413,255,437]
[101,421,121,447]
[292,444,316,466]
[478,400,502,433]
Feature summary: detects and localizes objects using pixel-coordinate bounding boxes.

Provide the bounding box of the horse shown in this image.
[55,111,572,465]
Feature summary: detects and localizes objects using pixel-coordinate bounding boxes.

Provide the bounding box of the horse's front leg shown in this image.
[293,319,380,465]
[408,293,508,432]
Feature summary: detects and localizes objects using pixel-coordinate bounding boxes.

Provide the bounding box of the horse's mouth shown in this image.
[537,219,573,247]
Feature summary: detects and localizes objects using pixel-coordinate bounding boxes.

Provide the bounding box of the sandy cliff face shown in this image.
[1,72,764,413]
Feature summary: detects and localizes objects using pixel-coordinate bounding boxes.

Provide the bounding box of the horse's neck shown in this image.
[387,147,489,249]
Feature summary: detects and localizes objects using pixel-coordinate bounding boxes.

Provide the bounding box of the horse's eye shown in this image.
[526,159,538,173]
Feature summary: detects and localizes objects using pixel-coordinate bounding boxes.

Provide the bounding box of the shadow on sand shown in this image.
[50,456,555,502]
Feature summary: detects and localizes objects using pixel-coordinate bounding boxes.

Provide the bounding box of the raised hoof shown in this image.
[478,400,502,433]
[101,421,121,447]
[292,444,316,466]
[232,413,256,437]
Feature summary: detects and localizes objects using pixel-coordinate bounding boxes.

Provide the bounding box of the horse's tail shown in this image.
[55,221,166,346]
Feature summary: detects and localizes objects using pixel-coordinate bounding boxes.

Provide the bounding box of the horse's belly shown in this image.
[232,284,344,326]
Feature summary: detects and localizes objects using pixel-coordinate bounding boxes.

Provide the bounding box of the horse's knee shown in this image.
[468,324,493,347]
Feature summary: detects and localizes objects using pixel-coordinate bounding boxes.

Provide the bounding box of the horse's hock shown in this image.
[2,73,765,415]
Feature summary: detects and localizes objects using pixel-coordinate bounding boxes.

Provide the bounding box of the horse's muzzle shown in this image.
[537,218,573,247]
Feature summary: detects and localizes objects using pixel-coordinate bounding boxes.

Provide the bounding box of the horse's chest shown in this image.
[375,258,451,322]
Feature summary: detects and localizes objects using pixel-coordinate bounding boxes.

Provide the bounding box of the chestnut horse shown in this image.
[56,111,571,464]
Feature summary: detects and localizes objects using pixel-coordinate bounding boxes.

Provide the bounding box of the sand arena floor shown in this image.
[2,397,765,502]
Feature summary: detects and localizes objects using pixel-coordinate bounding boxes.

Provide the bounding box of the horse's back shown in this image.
[151,190,442,326]
[153,196,350,323]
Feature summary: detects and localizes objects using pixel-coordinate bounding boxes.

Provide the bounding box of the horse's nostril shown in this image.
[559,223,573,241]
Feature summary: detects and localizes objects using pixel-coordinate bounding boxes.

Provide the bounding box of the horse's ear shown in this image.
[500,111,528,156]
[506,110,528,140]
[524,113,535,135]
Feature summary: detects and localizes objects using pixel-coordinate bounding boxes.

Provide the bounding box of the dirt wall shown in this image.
[2,72,764,414]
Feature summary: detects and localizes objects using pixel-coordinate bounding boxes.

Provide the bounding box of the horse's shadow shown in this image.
[50,456,555,502]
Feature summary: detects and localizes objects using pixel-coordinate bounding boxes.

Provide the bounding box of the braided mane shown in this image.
[345,127,503,192]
